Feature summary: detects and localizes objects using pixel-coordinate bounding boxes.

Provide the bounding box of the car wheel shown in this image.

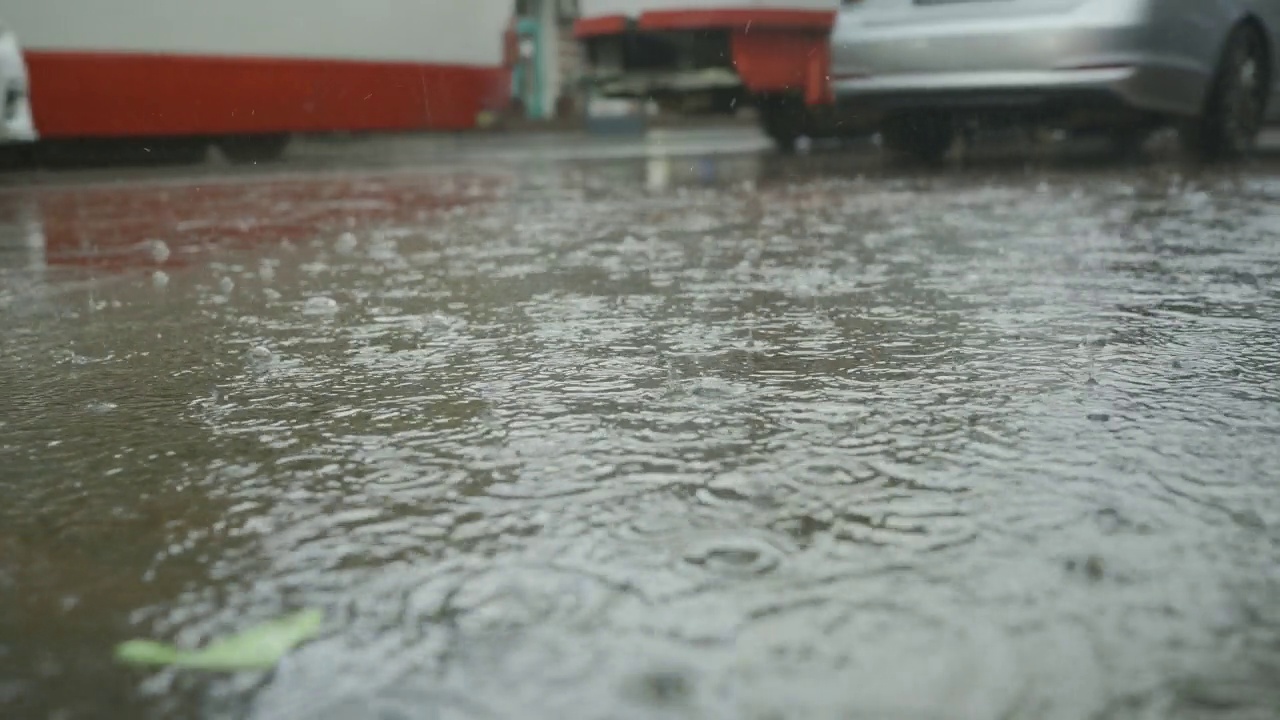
[1106,126,1152,159]
[1180,23,1269,161]
[881,112,955,163]
[218,134,291,164]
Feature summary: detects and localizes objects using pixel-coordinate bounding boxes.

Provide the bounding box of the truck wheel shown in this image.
[218,134,291,164]
[35,137,208,167]
[149,138,210,165]
[1180,23,1268,161]
[757,95,804,154]
[0,143,36,168]
[770,131,799,154]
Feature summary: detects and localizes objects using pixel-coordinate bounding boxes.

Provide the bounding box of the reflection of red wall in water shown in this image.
[24,52,512,138]
[33,173,509,271]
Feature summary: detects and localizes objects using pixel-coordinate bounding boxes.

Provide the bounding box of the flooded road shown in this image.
[2,132,1280,720]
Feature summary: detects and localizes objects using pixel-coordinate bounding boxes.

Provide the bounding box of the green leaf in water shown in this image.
[115,608,324,671]
[115,640,181,666]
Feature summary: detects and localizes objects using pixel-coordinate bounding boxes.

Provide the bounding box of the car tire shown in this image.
[218,134,291,165]
[881,112,955,163]
[1180,22,1269,161]
[1107,126,1152,159]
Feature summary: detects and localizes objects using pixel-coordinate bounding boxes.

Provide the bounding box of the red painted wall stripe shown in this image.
[24,51,510,139]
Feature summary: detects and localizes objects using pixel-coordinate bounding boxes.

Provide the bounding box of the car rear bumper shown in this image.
[829,6,1209,120]
[831,62,1200,121]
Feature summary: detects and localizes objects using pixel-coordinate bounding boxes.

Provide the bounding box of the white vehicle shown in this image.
[3,0,511,163]
[0,17,36,144]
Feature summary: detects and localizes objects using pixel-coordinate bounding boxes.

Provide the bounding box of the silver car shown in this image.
[829,0,1280,161]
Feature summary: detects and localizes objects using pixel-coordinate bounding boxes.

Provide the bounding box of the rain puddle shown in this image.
[1,150,1279,720]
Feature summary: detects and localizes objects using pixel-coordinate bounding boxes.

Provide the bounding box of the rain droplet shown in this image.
[151,270,169,289]
[683,536,782,576]
[219,277,235,294]
[303,295,339,316]
[247,345,274,364]
[258,263,276,282]
[335,232,358,255]
[148,239,170,264]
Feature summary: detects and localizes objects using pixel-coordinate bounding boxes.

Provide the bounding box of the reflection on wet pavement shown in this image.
[2,140,1280,720]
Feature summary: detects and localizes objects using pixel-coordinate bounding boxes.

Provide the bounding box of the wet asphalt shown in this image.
[1,126,1280,720]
